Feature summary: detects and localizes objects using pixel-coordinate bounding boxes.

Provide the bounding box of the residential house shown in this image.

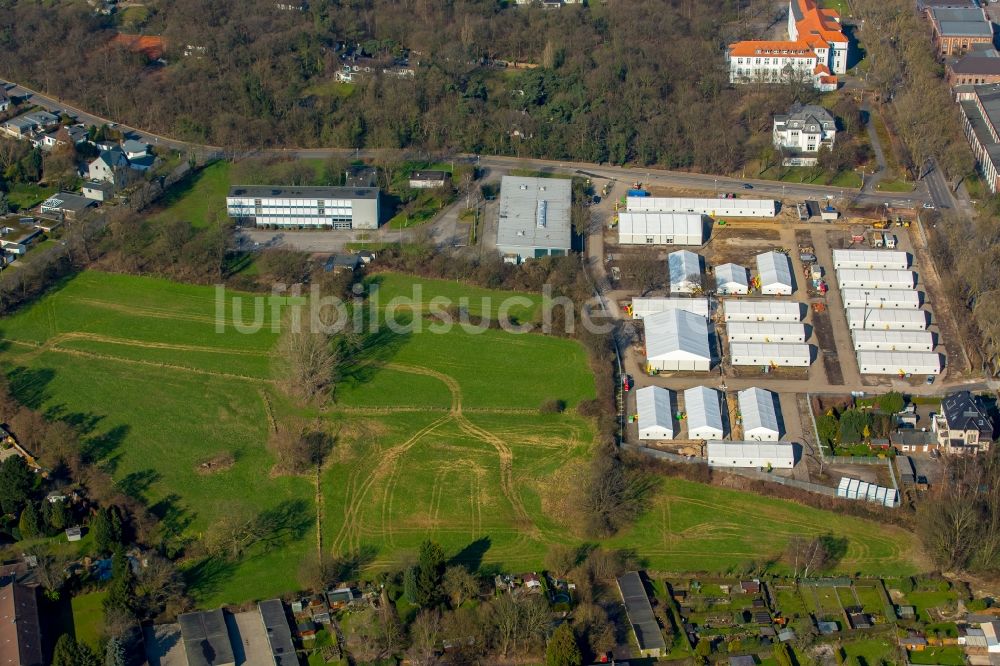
[88,149,129,186]
[773,103,837,165]
[82,180,116,202]
[727,0,847,90]
[40,192,96,221]
[121,139,150,159]
[947,46,1000,87]
[0,88,10,113]
[956,83,1000,193]
[0,582,43,666]
[926,6,994,57]
[408,170,450,189]
[890,429,937,453]
[179,609,237,666]
[934,390,994,454]
[1,110,59,138]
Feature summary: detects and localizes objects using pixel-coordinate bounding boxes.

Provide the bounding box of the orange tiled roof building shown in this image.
[727,0,848,90]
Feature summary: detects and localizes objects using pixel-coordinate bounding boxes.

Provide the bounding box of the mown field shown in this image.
[0,271,921,605]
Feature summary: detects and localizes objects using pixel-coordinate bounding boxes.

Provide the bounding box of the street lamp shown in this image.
[715,179,718,196]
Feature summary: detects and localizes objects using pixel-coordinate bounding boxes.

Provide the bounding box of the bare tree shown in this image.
[273,312,340,403]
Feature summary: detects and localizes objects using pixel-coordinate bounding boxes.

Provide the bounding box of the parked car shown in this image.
[922,203,935,209]
[926,375,935,385]
[742,183,753,189]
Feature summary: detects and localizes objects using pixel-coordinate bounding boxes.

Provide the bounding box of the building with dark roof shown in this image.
[773,103,837,166]
[39,192,96,221]
[408,170,450,189]
[935,390,994,454]
[0,582,44,666]
[258,599,296,665]
[927,6,994,56]
[616,572,666,658]
[178,609,237,666]
[957,83,1000,194]
[948,46,1000,87]
[226,185,380,230]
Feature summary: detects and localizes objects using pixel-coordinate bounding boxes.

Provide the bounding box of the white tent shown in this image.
[756,251,794,295]
[683,386,725,440]
[627,197,777,218]
[856,351,941,375]
[668,250,703,294]
[707,441,795,468]
[617,211,705,245]
[846,308,928,330]
[729,342,811,367]
[726,322,807,343]
[715,263,750,295]
[635,386,674,440]
[852,330,935,352]
[630,297,710,320]
[841,288,921,310]
[723,299,802,322]
[836,269,915,290]
[737,387,782,441]
[831,249,909,270]
[644,309,712,372]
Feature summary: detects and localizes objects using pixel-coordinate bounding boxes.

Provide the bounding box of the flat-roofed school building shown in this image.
[226,185,380,229]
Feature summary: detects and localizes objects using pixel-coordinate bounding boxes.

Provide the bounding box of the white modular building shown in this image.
[668,250,703,294]
[617,211,705,245]
[836,477,899,507]
[226,185,380,229]
[841,288,921,310]
[846,308,928,330]
[756,251,794,295]
[630,297,710,320]
[831,249,910,270]
[715,263,750,295]
[635,386,675,440]
[707,441,795,469]
[726,322,807,343]
[737,387,782,441]
[729,342,811,367]
[495,176,573,263]
[723,299,802,322]
[852,330,935,352]
[643,309,712,372]
[836,269,915,290]
[627,197,777,218]
[683,386,725,440]
[856,351,941,375]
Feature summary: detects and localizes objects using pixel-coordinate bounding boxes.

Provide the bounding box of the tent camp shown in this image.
[756,251,794,295]
[643,309,712,372]
[683,386,725,440]
[636,386,675,440]
[737,387,782,441]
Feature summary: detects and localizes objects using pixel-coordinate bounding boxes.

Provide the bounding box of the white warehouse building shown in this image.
[635,386,675,440]
[683,386,725,440]
[643,309,712,372]
[668,250,703,294]
[496,176,572,263]
[707,441,796,469]
[852,330,935,352]
[756,251,795,295]
[630,297,710,320]
[226,185,380,229]
[715,263,750,295]
[831,249,909,270]
[617,212,705,245]
[727,322,807,343]
[738,387,782,441]
[836,269,915,290]
[856,351,941,375]
[841,288,921,310]
[723,299,802,322]
[846,308,928,331]
[729,342,811,367]
[626,197,777,218]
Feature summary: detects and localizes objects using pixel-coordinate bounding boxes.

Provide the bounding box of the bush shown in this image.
[540,399,567,414]
[968,598,990,612]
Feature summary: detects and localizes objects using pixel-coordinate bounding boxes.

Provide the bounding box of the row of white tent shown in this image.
[635,385,783,442]
[617,197,777,247]
[836,476,899,507]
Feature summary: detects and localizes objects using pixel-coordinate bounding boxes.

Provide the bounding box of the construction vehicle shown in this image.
[872,220,888,230]
[812,302,827,313]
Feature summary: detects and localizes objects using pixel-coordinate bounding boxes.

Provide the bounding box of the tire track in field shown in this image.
[50,332,269,356]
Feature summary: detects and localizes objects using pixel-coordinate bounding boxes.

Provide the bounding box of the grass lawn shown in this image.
[905,589,959,620]
[875,178,916,193]
[842,638,896,664]
[150,161,231,228]
[757,165,861,189]
[302,80,357,99]
[7,182,57,211]
[909,646,966,665]
[0,271,923,604]
[71,590,107,650]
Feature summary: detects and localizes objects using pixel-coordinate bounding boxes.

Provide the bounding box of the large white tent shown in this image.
[630,297,710,319]
[729,342,811,367]
[707,441,795,468]
[846,308,928,330]
[644,309,712,372]
[841,288,921,310]
[856,351,941,375]
[635,386,674,440]
[737,387,782,441]
[617,211,705,245]
[832,249,909,270]
[852,330,935,352]
[756,251,794,295]
[836,269,915,290]
[723,300,802,322]
[627,197,777,218]
[683,386,725,440]
[715,263,750,295]
[726,322,807,343]
[668,250,703,294]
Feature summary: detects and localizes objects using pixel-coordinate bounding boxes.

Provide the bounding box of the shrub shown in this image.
[540,399,567,414]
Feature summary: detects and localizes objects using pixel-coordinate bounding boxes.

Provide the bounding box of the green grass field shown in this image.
[71,590,107,650]
[0,271,922,605]
[150,161,231,228]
